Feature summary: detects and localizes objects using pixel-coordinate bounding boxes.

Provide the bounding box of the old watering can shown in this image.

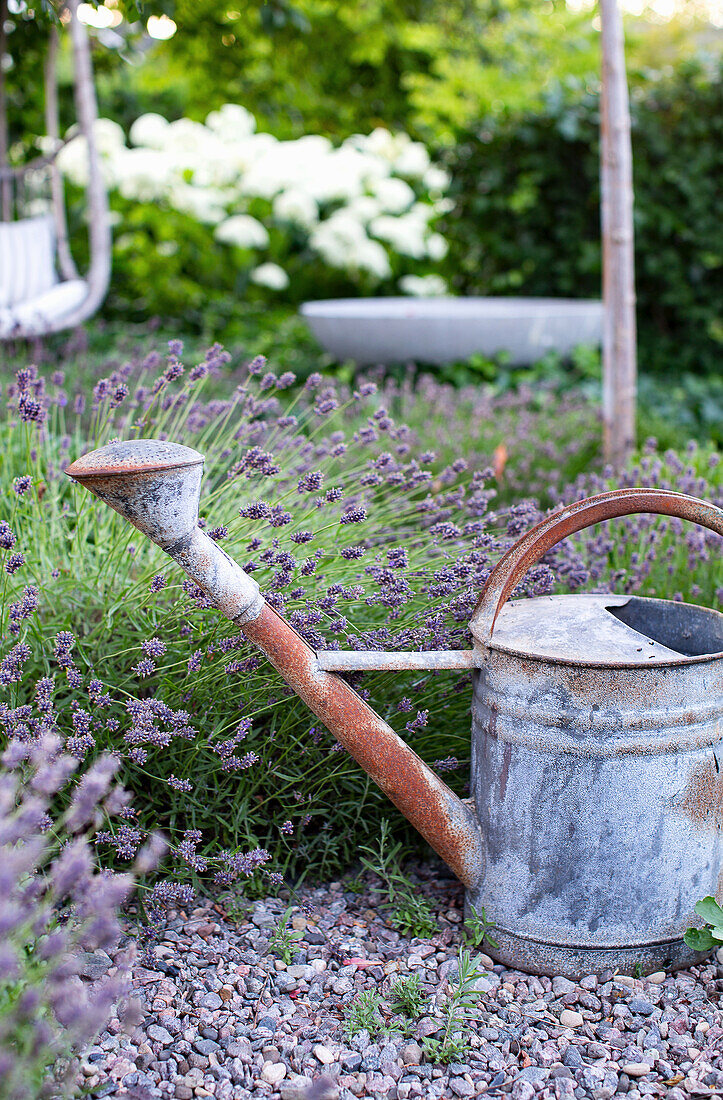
[66,440,723,978]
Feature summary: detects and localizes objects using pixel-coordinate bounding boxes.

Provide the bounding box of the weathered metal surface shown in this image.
[471,488,723,643]
[469,646,723,976]
[316,650,478,671]
[66,440,484,890]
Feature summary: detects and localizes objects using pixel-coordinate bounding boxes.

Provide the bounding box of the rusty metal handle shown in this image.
[471,488,723,644]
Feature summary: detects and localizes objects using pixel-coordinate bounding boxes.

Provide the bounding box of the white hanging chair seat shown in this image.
[0,212,90,337]
[0,278,89,338]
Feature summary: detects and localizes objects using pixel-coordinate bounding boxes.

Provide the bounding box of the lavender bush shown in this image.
[0,344,719,887]
[0,735,143,1099]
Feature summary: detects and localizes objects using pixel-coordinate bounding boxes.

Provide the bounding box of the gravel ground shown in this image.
[78,863,723,1100]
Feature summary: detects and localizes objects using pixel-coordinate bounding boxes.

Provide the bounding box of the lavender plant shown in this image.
[0,342,719,887]
[0,735,142,1099]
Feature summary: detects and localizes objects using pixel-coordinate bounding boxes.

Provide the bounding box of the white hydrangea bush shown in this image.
[59,105,452,301]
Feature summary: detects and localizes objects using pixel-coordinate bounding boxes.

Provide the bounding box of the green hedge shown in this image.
[443,59,723,377]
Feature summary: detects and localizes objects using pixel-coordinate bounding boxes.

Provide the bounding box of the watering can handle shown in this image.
[470,487,723,644]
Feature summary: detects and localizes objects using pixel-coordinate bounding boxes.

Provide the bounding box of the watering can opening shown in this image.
[606,596,723,659]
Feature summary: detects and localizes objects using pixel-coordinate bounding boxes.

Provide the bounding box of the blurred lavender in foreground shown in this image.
[0,735,161,1099]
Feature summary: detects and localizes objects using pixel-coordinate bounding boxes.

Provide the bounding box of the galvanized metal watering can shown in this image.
[66,441,723,978]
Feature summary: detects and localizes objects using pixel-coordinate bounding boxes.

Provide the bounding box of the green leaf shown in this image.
[683,927,716,952]
[694,896,723,926]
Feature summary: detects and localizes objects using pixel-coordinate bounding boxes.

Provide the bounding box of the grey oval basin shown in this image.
[300,297,603,366]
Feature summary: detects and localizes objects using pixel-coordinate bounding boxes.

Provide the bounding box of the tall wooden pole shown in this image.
[0,0,12,221]
[599,0,637,468]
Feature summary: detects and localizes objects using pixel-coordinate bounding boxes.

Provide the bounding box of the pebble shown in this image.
[261,1060,287,1084]
[72,863,723,1099]
[622,1061,653,1076]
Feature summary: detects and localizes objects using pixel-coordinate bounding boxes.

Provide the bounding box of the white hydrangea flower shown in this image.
[56,136,90,187]
[425,233,448,261]
[369,212,428,259]
[93,118,127,154]
[310,212,391,278]
[393,142,430,179]
[424,165,451,194]
[214,214,270,248]
[345,196,384,224]
[250,262,289,290]
[115,148,169,203]
[273,189,319,229]
[206,103,257,138]
[129,113,169,149]
[372,177,416,214]
[399,274,449,297]
[171,183,228,225]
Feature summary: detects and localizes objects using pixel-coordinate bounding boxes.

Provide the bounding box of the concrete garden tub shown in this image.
[300,297,603,366]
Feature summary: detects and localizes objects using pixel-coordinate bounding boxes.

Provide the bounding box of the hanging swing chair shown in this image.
[0,0,110,340]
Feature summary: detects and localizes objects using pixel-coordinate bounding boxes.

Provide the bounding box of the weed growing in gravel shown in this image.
[268,906,305,964]
[360,820,438,937]
[389,972,427,1019]
[343,989,385,1040]
[422,947,486,1064]
[684,896,723,952]
[462,904,499,951]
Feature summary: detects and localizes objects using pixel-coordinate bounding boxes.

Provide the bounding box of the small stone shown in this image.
[175,1089,193,1100]
[400,1043,423,1065]
[76,951,113,980]
[562,1046,584,1069]
[518,1067,548,1085]
[256,1016,277,1031]
[417,1017,441,1037]
[646,971,666,985]
[478,952,495,968]
[622,1062,652,1077]
[553,976,577,997]
[193,1039,220,1056]
[341,1051,363,1071]
[281,1079,313,1100]
[219,985,233,1002]
[511,1082,535,1100]
[200,992,222,1010]
[628,997,655,1016]
[314,1044,335,1065]
[560,1009,584,1028]
[291,914,307,931]
[261,1060,287,1084]
[449,1077,475,1097]
[147,1025,173,1046]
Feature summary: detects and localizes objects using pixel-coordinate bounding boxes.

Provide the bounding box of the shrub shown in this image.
[58,109,451,328]
[444,58,723,379]
[0,344,719,885]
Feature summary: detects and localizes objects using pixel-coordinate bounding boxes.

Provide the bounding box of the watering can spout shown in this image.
[66,439,485,890]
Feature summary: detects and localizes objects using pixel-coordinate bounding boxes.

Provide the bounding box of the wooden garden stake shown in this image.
[600,0,637,468]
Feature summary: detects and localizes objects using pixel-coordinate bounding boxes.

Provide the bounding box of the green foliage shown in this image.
[343,989,385,1040]
[444,59,723,379]
[421,947,486,1064]
[684,896,723,953]
[359,821,438,938]
[462,904,498,951]
[268,906,305,964]
[389,972,427,1019]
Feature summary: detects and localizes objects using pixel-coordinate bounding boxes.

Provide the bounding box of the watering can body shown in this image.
[470,593,723,976]
[66,444,723,978]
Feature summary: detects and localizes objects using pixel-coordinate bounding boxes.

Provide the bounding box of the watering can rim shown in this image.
[65,439,204,480]
[483,591,723,670]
